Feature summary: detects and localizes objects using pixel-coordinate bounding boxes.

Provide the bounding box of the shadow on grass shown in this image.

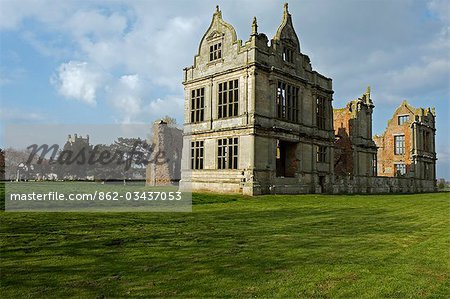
[1,204,431,297]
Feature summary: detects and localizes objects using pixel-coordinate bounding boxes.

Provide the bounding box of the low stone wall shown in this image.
[332,176,436,194]
[181,172,436,195]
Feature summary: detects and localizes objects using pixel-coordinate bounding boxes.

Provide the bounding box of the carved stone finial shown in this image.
[284,3,289,13]
[251,16,258,35]
[361,85,372,105]
[213,5,222,19]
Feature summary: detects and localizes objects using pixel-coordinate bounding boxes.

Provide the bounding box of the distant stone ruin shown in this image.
[146,120,183,186]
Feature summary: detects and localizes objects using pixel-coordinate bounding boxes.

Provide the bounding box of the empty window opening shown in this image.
[423,131,430,152]
[318,175,326,193]
[394,135,405,155]
[398,115,409,125]
[317,145,327,163]
[276,82,299,122]
[316,97,327,130]
[282,47,294,63]
[276,140,297,177]
[394,163,406,176]
[372,153,377,176]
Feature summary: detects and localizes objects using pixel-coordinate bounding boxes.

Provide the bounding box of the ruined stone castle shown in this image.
[176,4,436,195]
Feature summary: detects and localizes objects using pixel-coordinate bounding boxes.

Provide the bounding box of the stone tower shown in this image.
[180,4,334,195]
[146,120,183,186]
[333,87,378,177]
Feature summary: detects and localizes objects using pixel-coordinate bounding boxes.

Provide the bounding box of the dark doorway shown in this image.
[276,140,297,177]
[318,175,325,193]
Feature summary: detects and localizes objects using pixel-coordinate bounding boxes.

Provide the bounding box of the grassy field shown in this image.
[1,184,449,298]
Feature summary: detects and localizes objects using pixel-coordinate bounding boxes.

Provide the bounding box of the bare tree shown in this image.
[161,115,177,125]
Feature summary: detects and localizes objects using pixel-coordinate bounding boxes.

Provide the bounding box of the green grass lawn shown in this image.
[1,185,449,298]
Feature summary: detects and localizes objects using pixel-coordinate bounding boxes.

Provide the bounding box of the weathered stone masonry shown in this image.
[146,121,183,186]
[177,4,437,195]
[333,87,377,178]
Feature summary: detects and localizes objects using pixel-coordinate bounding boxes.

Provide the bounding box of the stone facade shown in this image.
[178,5,437,195]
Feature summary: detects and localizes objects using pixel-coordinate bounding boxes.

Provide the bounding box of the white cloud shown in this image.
[64,10,127,39]
[2,0,450,177]
[108,74,143,123]
[386,58,450,94]
[120,74,140,90]
[3,0,448,109]
[51,61,104,106]
[0,0,79,30]
[146,96,184,123]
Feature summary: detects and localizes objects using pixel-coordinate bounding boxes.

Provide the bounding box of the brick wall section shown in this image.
[374,100,436,181]
[333,107,353,176]
[333,88,377,177]
[374,102,415,177]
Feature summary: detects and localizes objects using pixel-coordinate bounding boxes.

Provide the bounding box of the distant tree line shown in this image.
[0,148,4,180]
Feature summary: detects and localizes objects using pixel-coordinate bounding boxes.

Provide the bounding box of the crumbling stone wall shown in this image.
[146,121,183,186]
[333,117,353,176]
[333,87,377,177]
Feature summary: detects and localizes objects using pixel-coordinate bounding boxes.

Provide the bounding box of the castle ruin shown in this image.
[173,4,436,195]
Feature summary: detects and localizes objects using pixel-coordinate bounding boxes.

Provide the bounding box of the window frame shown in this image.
[316,96,327,130]
[209,42,222,62]
[372,153,377,176]
[276,81,299,122]
[394,135,405,155]
[282,47,294,63]
[218,79,239,119]
[316,145,327,163]
[217,137,239,170]
[190,87,205,123]
[398,114,410,125]
[190,141,204,170]
[394,163,406,176]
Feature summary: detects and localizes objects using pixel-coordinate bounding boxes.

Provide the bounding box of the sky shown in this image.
[0,0,449,178]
